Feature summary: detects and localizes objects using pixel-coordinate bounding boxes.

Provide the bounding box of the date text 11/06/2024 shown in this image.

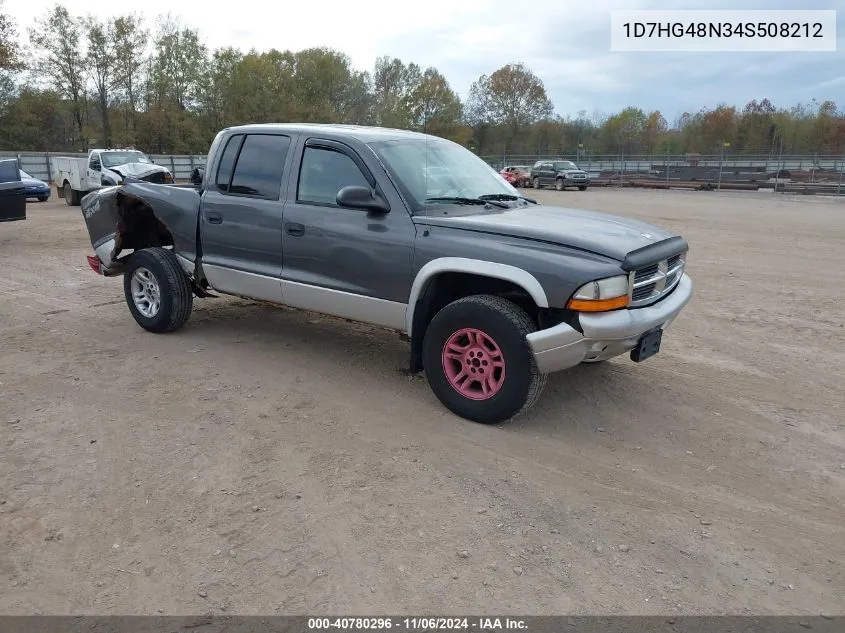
[308,617,528,630]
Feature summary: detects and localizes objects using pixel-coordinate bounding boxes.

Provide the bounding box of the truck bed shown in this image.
[81,182,202,273]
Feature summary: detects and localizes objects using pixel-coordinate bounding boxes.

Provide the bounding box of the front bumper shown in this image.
[25,187,50,199]
[526,274,693,373]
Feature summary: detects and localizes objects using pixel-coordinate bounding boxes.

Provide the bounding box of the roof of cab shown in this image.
[219,123,439,144]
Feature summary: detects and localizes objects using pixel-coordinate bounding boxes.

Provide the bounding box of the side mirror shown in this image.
[336,185,390,214]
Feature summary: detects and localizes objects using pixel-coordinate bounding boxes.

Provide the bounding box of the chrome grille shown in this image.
[627,252,686,307]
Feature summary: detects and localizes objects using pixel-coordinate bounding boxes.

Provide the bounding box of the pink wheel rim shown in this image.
[441,328,506,400]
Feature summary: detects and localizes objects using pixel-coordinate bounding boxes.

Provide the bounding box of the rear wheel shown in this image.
[532,177,540,189]
[63,182,80,206]
[422,295,546,424]
[37,196,48,202]
[123,247,193,333]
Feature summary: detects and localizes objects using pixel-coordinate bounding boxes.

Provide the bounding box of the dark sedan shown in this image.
[20,169,51,202]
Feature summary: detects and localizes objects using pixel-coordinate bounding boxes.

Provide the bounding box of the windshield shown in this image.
[554,161,579,171]
[101,151,151,168]
[369,138,521,214]
[19,169,32,179]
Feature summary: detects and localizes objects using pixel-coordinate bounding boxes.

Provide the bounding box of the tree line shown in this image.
[1,1,844,157]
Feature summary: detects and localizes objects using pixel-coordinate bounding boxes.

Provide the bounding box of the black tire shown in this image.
[123,247,193,333]
[37,196,48,202]
[422,294,547,424]
[63,182,74,206]
[555,178,564,191]
[532,177,540,189]
[578,185,587,191]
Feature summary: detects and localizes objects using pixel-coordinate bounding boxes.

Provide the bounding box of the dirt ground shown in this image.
[1,187,843,616]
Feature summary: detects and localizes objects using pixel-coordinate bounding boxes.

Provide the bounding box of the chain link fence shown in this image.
[483,152,845,193]
[2,149,843,194]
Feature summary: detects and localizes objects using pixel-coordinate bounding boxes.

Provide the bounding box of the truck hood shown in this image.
[106,163,170,179]
[413,204,677,261]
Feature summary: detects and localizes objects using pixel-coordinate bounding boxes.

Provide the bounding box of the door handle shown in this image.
[286,222,305,237]
[207,212,222,224]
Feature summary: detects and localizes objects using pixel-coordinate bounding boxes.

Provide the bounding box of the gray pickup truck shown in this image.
[80,123,693,424]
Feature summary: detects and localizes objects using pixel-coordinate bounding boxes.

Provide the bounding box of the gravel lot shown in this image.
[1,187,843,615]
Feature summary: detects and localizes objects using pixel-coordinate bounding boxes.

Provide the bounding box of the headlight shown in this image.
[566,275,629,312]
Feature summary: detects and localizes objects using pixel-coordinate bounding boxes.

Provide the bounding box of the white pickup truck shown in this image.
[53,148,174,206]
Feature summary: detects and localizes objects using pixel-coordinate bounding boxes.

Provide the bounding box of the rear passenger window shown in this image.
[216,134,243,192]
[229,134,291,199]
[297,147,370,205]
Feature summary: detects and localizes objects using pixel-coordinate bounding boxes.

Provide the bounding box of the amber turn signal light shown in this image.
[566,295,630,312]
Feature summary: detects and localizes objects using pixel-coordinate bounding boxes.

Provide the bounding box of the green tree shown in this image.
[28,4,88,139]
[111,14,148,138]
[0,0,20,71]
[372,56,420,128]
[0,0,21,114]
[600,107,647,154]
[85,16,116,145]
[408,67,462,136]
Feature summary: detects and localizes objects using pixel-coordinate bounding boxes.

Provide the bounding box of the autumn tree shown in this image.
[466,63,553,127]
[28,4,88,139]
[642,111,668,153]
[466,63,553,154]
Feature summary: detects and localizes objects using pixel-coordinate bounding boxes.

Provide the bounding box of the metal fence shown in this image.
[1,149,843,191]
[0,151,208,184]
[482,153,845,176]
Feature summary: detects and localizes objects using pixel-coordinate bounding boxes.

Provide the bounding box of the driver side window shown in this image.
[89,154,101,170]
[297,146,370,206]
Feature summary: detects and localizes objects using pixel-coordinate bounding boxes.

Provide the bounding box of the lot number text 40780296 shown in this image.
[307,617,528,630]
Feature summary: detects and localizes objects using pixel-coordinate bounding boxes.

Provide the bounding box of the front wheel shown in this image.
[422,295,547,424]
[123,247,193,333]
[37,196,48,202]
[578,185,587,191]
[555,178,565,191]
[532,177,540,189]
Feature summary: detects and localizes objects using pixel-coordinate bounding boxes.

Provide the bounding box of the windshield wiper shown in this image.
[424,196,509,209]
[478,193,538,204]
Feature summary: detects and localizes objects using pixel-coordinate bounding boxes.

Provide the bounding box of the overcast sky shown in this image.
[9,0,843,123]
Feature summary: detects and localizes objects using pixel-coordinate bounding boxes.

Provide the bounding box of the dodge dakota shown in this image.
[79,123,693,424]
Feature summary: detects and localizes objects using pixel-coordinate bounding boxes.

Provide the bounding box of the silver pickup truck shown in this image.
[79,123,693,424]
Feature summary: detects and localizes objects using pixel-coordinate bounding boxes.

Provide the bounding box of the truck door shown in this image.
[278,137,415,331]
[87,152,102,189]
[0,159,26,222]
[198,132,293,303]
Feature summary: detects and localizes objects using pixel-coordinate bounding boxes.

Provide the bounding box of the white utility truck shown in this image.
[53,148,174,206]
